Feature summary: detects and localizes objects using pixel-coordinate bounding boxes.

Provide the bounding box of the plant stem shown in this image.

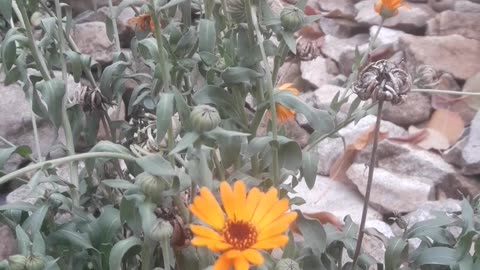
[351,101,384,267]
[55,0,80,205]
[0,136,15,147]
[149,0,171,95]
[108,0,122,52]
[141,239,155,270]
[412,88,480,96]
[272,40,288,86]
[212,150,226,182]
[29,93,43,162]
[248,2,280,184]
[0,152,136,186]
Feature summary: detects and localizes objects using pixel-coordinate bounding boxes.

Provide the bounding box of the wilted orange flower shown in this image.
[189,181,297,270]
[128,14,155,32]
[276,83,299,123]
[374,0,407,17]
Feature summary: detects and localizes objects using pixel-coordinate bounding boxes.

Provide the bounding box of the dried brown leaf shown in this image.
[427,109,464,145]
[389,129,429,144]
[290,211,343,233]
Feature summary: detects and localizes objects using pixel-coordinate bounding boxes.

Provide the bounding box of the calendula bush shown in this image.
[0,0,479,269]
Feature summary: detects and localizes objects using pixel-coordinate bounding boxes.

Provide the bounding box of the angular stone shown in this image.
[400,34,480,80]
[72,22,115,64]
[300,57,336,88]
[454,1,480,13]
[427,11,480,41]
[0,225,16,260]
[347,164,434,214]
[292,175,383,223]
[62,0,121,15]
[300,84,347,109]
[401,199,461,225]
[318,17,366,38]
[460,112,480,175]
[369,26,403,49]
[276,59,310,92]
[322,34,369,63]
[355,0,435,32]
[363,220,394,263]
[381,92,432,126]
[317,0,357,19]
[428,0,454,12]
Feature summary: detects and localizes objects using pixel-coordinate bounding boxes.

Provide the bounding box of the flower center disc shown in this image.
[222,220,258,250]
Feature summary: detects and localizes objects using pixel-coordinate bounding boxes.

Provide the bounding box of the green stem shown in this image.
[0,152,136,186]
[248,2,280,184]
[412,88,480,96]
[29,90,43,162]
[212,150,226,182]
[149,0,171,95]
[351,101,384,267]
[0,136,15,147]
[108,0,122,52]
[141,239,155,270]
[272,40,288,86]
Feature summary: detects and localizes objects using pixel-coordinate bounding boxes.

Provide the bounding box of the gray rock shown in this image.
[427,11,480,41]
[276,59,310,92]
[0,225,16,261]
[381,92,432,126]
[401,199,461,226]
[292,175,383,223]
[314,115,407,175]
[300,57,336,88]
[428,0,454,12]
[300,84,348,109]
[72,22,115,65]
[347,164,434,214]
[62,0,121,15]
[317,0,357,19]
[369,26,403,49]
[322,34,369,63]
[318,17,366,38]
[460,112,480,175]
[363,220,394,263]
[454,1,480,13]
[355,0,435,32]
[400,34,480,80]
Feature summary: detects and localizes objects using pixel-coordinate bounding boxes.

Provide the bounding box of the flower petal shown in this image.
[250,188,279,225]
[220,181,235,219]
[190,225,223,241]
[232,181,247,220]
[198,187,226,227]
[251,235,289,250]
[242,249,264,266]
[214,253,233,270]
[233,256,249,270]
[224,250,242,259]
[244,188,262,221]
[256,199,289,231]
[257,212,297,241]
[189,204,223,230]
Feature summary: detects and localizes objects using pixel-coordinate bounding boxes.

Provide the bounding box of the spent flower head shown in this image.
[189,180,297,270]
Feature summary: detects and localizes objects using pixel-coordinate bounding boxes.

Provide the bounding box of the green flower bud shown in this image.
[275,258,300,270]
[8,255,27,270]
[190,105,221,133]
[135,172,166,203]
[25,256,45,270]
[280,6,305,32]
[149,219,174,242]
[226,0,246,23]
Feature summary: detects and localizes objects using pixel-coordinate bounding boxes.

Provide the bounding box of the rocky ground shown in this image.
[1,0,480,262]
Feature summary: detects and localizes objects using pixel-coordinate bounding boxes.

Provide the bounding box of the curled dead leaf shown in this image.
[290,211,343,233]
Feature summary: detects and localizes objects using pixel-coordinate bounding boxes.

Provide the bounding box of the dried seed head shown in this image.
[74,86,111,113]
[353,59,412,105]
[414,65,439,88]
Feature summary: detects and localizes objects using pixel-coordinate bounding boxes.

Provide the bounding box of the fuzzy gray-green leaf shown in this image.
[156,93,175,142]
[36,79,66,129]
[109,237,142,270]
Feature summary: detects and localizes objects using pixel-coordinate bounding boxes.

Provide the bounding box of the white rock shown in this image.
[369,26,403,49]
[461,112,480,175]
[300,57,335,88]
[322,34,369,63]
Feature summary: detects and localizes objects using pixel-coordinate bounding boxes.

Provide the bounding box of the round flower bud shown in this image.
[25,256,45,270]
[135,172,166,203]
[149,219,173,242]
[8,255,27,270]
[226,0,246,23]
[280,6,305,32]
[190,105,221,133]
[275,258,300,270]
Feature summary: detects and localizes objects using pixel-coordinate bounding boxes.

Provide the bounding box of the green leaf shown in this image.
[138,38,160,62]
[222,67,263,85]
[106,16,115,42]
[97,206,121,244]
[278,140,302,171]
[0,145,32,169]
[120,196,143,235]
[114,0,143,17]
[385,237,408,270]
[187,149,213,189]
[32,232,46,256]
[295,211,327,257]
[198,19,216,53]
[282,32,296,54]
[157,0,187,10]
[460,198,475,232]
[136,154,176,176]
[99,61,129,100]
[0,201,36,212]
[102,179,137,190]
[67,104,86,144]
[36,79,66,129]
[138,202,156,236]
[85,141,132,174]
[0,0,12,22]
[169,132,200,154]
[406,216,456,239]
[109,237,142,270]
[156,93,175,142]
[301,151,319,189]
[192,85,240,119]
[1,31,27,70]
[16,225,31,255]
[414,247,459,266]
[22,204,49,235]
[50,228,95,250]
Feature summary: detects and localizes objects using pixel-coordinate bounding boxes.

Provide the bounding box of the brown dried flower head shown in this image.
[75,86,111,113]
[413,64,439,88]
[353,59,412,105]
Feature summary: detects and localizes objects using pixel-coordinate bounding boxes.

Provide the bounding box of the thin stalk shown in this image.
[55,0,80,205]
[0,152,136,185]
[0,136,15,147]
[212,150,226,182]
[108,0,122,52]
[149,0,171,94]
[351,101,384,267]
[412,88,480,96]
[248,2,280,184]
[271,40,288,86]
[29,94,43,162]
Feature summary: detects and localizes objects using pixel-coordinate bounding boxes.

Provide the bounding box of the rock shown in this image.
[318,17,366,38]
[454,1,480,13]
[74,6,136,47]
[428,0,454,12]
[355,0,435,33]
[401,199,461,225]
[381,92,432,126]
[369,26,403,49]
[363,220,394,263]
[292,175,383,223]
[322,34,369,63]
[317,0,357,19]
[276,59,310,92]
[72,22,115,65]
[314,115,407,175]
[300,57,336,88]
[300,84,353,112]
[347,164,434,214]
[400,34,480,80]
[0,225,16,260]
[427,11,480,41]
[62,0,121,15]
[459,112,480,175]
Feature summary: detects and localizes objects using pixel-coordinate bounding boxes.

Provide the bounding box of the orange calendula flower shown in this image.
[276,83,299,123]
[189,180,297,270]
[374,0,407,18]
[127,14,155,32]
